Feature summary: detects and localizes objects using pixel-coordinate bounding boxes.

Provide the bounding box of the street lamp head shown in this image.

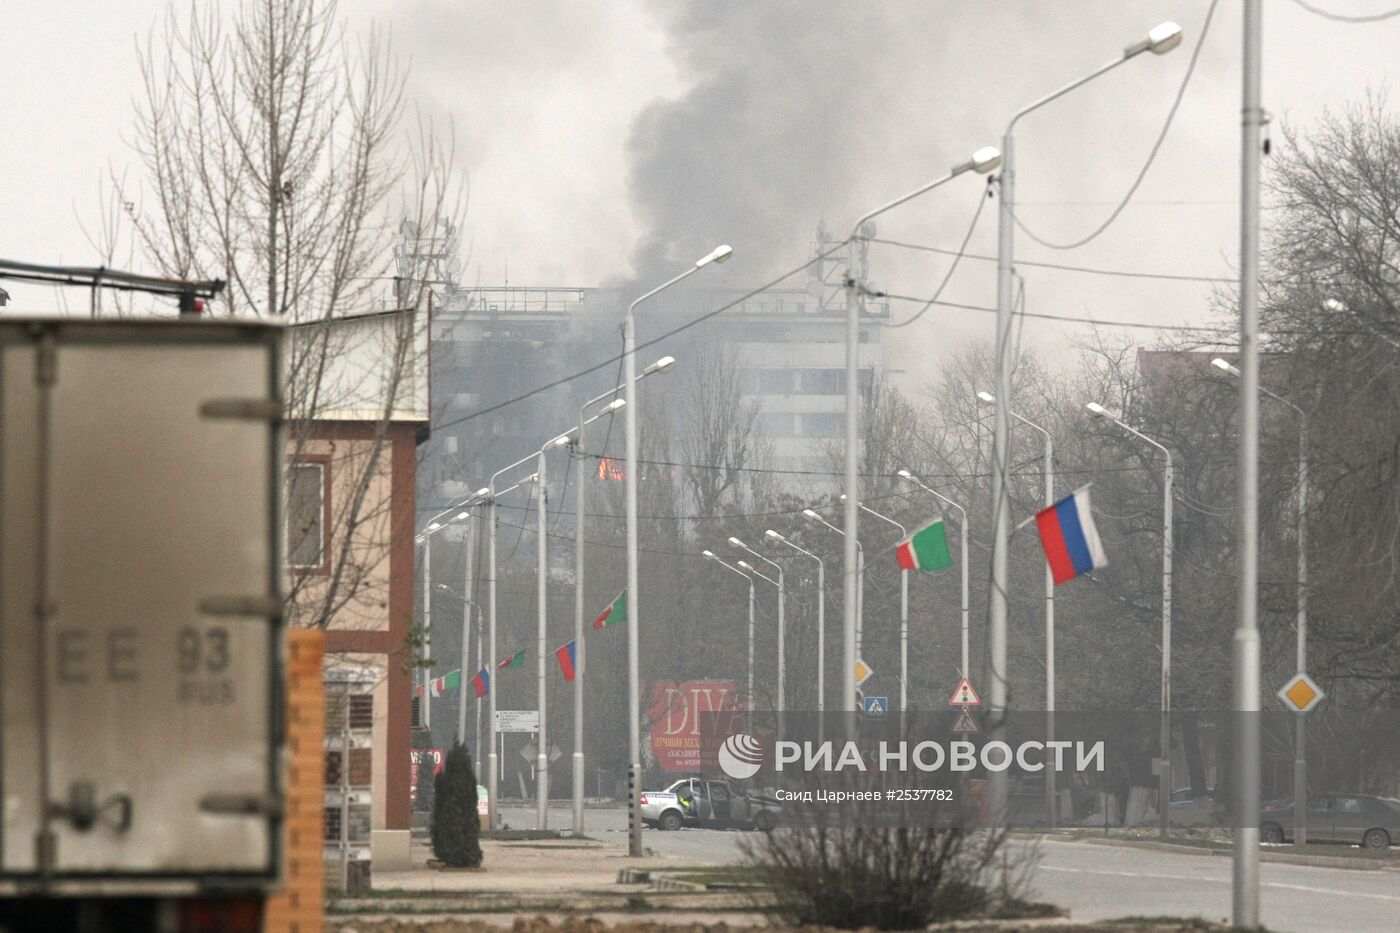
[605,398,627,413]
[765,529,785,542]
[896,468,913,479]
[802,508,820,520]
[454,511,470,521]
[696,244,734,268]
[728,536,746,548]
[473,486,491,500]
[976,390,996,405]
[1126,21,1183,57]
[737,560,754,572]
[952,146,1002,176]
[643,355,678,376]
[1323,298,1347,313]
[1146,21,1183,54]
[545,433,573,451]
[1211,357,1241,377]
[1085,402,1110,418]
[427,521,441,531]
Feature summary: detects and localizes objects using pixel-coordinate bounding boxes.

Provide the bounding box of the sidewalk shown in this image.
[371,836,676,895]
[331,834,766,926]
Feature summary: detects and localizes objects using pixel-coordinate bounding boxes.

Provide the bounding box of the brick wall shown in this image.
[265,630,325,933]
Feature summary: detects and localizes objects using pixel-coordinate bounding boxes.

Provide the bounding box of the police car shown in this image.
[640,777,781,831]
[639,779,696,831]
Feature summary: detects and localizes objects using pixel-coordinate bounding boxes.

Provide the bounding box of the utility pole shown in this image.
[1234,0,1264,924]
[458,513,476,745]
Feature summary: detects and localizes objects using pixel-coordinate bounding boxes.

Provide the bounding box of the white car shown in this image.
[641,777,781,831]
[640,779,697,831]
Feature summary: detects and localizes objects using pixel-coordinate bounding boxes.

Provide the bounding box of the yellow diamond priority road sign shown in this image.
[1278,672,1324,713]
[854,658,874,686]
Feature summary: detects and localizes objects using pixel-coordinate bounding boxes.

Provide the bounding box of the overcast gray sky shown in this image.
[4,0,1398,369]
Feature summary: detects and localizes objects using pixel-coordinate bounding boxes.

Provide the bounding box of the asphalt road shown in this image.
[500,804,1400,931]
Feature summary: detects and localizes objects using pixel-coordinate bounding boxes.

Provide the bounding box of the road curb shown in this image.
[1055,834,1398,871]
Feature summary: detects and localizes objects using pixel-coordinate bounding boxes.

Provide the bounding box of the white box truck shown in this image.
[0,318,284,931]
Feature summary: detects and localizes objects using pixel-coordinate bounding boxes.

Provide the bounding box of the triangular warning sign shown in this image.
[948,676,981,708]
[951,708,980,734]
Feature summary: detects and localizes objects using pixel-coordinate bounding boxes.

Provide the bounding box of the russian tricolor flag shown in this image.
[470,667,489,699]
[1035,486,1107,585]
[555,640,578,682]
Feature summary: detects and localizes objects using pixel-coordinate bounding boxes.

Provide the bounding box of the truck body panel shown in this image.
[0,320,283,888]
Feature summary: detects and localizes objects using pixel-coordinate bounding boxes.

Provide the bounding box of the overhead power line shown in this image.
[876,290,1219,333]
[1010,0,1220,251]
[883,184,991,330]
[1287,0,1400,22]
[866,236,1233,284]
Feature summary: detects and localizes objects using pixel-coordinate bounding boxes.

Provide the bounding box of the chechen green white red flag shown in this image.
[593,590,627,629]
[894,517,953,571]
[416,668,460,698]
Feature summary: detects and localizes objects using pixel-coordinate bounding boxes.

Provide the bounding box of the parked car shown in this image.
[1260,793,1400,848]
[640,777,781,831]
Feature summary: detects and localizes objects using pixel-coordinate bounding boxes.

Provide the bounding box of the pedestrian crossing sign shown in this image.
[951,708,980,733]
[863,696,888,719]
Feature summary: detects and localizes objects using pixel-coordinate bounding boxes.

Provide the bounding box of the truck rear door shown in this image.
[0,321,283,885]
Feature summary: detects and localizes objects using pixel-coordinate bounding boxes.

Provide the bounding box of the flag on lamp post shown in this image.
[555,640,578,682]
[593,590,627,629]
[498,647,526,670]
[470,668,489,699]
[1035,486,1108,585]
[895,517,953,571]
[417,668,461,698]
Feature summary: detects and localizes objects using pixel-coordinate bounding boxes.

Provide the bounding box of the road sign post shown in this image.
[496,710,541,733]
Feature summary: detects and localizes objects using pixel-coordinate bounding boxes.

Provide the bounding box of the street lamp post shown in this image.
[738,560,780,709]
[570,395,623,837]
[1213,357,1309,846]
[420,526,438,730]
[704,550,756,705]
[766,530,824,715]
[1235,6,1264,920]
[896,471,970,677]
[843,147,1001,716]
[625,244,732,857]
[729,537,785,715]
[1088,401,1174,841]
[989,21,1182,828]
[978,391,1057,827]
[843,496,909,711]
[534,432,575,829]
[570,379,660,837]
[419,497,488,739]
[486,465,539,830]
[803,509,864,667]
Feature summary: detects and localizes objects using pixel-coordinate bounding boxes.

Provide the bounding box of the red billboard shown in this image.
[647,680,745,772]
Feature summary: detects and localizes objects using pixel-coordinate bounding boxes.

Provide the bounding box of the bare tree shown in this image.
[122,0,462,632]
[679,339,771,517]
